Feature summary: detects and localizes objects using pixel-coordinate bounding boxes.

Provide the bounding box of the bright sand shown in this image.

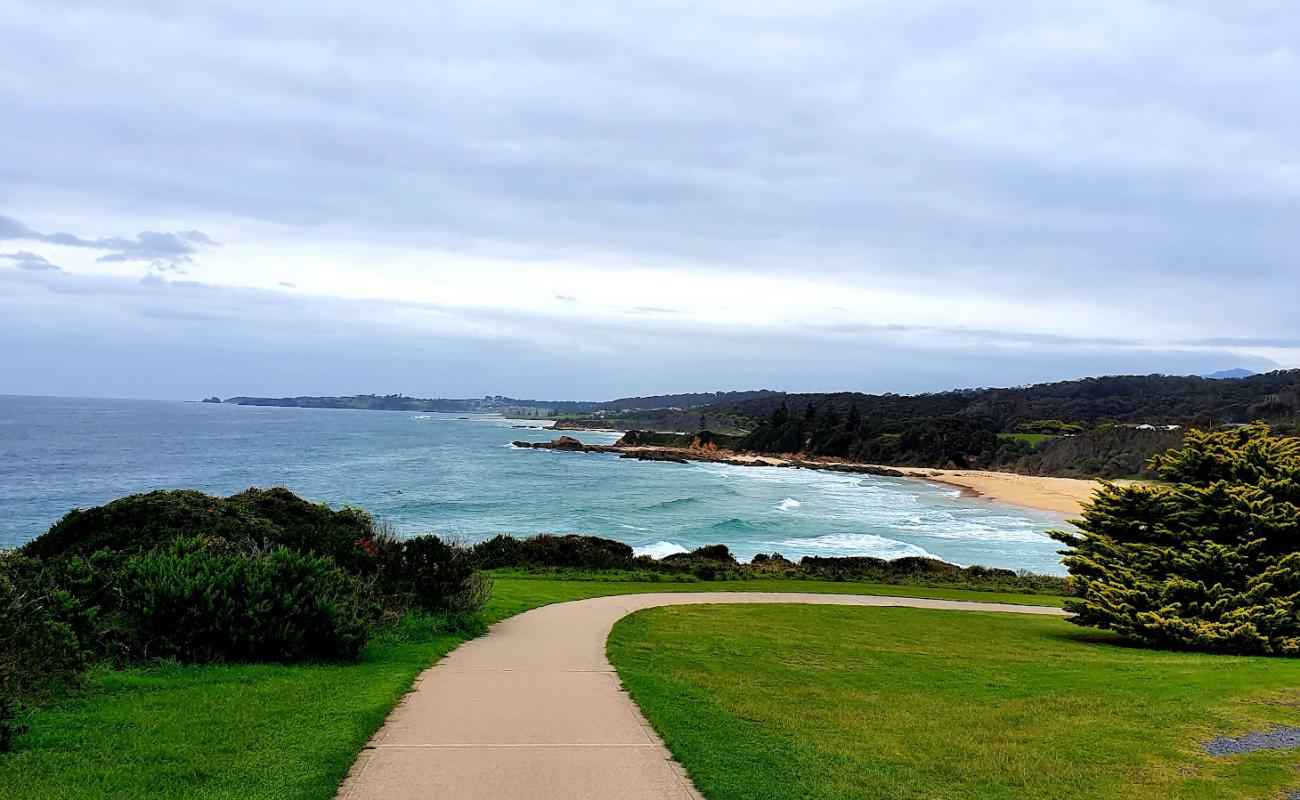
[896,468,1104,516]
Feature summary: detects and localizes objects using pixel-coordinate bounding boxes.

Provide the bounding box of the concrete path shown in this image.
[337,592,1067,800]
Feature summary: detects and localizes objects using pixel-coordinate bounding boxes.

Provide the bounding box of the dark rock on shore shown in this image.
[513,435,594,451]
[515,436,908,477]
[620,451,689,464]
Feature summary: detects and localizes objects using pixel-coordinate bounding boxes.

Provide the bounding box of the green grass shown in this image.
[609,604,1300,800]
[0,575,1060,799]
[997,432,1060,446]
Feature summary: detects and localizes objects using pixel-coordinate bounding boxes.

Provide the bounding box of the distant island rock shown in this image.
[201,396,222,403]
[1203,368,1257,380]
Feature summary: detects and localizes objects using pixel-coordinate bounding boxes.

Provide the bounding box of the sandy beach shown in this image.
[895,468,1102,516]
[526,435,1106,517]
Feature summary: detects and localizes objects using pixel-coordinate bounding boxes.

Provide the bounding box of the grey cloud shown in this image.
[1,3,1298,311]
[0,3,1298,392]
[0,267,1280,400]
[0,214,216,268]
[0,250,61,271]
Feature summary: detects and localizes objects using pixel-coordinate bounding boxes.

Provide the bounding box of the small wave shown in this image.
[710,517,764,534]
[619,523,652,532]
[775,497,802,512]
[635,541,688,559]
[645,496,700,511]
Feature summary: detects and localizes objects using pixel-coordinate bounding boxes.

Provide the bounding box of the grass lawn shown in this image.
[0,574,1059,799]
[609,604,1300,800]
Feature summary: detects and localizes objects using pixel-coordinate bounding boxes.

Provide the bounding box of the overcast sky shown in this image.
[2,1,1298,400]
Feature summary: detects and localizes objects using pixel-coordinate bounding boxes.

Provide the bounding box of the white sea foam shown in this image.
[635,541,689,559]
[775,497,802,512]
[764,532,934,560]
[619,523,652,532]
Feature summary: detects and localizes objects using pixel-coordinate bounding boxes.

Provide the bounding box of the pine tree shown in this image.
[1051,423,1300,656]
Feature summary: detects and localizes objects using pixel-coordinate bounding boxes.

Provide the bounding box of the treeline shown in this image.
[997,426,1185,479]
[735,400,1199,477]
[739,402,1005,469]
[584,372,1300,478]
[715,371,1300,430]
[593,390,782,412]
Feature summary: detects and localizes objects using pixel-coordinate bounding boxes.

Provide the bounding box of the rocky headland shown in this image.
[512,433,907,477]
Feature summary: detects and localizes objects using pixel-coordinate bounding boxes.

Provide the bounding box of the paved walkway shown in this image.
[337,592,1067,800]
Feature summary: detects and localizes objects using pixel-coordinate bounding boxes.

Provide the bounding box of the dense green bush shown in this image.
[120,538,372,663]
[377,534,491,615]
[0,554,86,751]
[470,534,527,569]
[24,488,379,572]
[1053,424,1300,656]
[473,534,635,570]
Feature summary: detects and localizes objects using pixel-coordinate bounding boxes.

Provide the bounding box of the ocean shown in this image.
[0,395,1070,573]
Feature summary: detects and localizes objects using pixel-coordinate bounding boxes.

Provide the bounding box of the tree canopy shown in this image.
[1052,424,1300,656]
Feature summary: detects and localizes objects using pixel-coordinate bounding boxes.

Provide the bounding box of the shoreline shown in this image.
[892,468,1098,516]
[514,436,1102,516]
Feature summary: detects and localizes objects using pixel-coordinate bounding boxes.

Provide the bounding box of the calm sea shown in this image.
[0,395,1070,573]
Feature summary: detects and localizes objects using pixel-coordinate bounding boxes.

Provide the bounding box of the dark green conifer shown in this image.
[1052,423,1300,656]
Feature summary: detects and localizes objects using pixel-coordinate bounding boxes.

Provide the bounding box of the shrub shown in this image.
[663,544,737,564]
[0,554,86,752]
[24,488,380,574]
[474,534,635,570]
[470,534,527,569]
[120,538,373,663]
[24,490,280,559]
[1052,424,1300,656]
[377,534,491,615]
[226,488,379,573]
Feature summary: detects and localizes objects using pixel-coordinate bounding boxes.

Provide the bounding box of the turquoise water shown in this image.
[0,396,1070,573]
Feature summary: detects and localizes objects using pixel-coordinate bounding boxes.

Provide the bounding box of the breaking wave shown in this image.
[634,541,689,559]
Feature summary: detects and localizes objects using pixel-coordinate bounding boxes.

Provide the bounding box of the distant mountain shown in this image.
[216,390,782,416]
[1202,368,1257,380]
[219,394,597,414]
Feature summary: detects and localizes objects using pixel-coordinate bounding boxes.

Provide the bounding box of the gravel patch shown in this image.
[1202,726,1300,756]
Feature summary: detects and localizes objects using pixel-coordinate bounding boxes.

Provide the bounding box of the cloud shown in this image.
[0,266,1285,401]
[0,3,1297,395]
[0,214,216,269]
[0,250,61,271]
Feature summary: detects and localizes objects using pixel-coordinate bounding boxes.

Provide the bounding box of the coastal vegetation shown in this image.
[0,488,489,753]
[610,603,1300,799]
[470,534,1066,595]
[5,432,1298,798]
[0,571,1062,799]
[1054,423,1300,656]
[557,370,1300,478]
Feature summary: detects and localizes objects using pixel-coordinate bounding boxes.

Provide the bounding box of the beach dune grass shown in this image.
[608,604,1300,800]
